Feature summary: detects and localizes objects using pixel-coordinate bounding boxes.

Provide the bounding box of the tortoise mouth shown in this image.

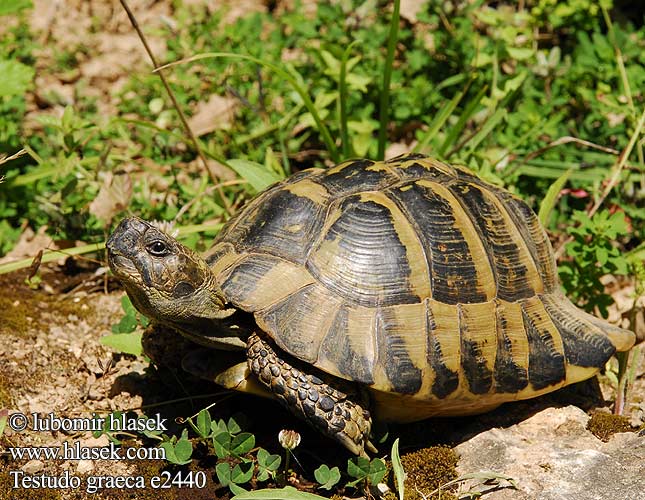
[107,252,138,281]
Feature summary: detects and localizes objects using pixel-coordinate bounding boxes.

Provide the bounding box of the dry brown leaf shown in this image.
[187,94,238,137]
[184,157,237,181]
[0,226,54,264]
[400,0,428,23]
[385,142,416,159]
[89,172,133,223]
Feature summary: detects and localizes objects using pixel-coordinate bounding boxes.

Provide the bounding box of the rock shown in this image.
[20,459,44,474]
[455,406,645,500]
[77,459,94,474]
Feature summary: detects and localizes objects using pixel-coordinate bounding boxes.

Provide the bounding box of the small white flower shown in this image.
[278,429,301,450]
[150,220,178,238]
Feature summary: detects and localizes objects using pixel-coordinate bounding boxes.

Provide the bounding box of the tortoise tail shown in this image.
[541,291,635,370]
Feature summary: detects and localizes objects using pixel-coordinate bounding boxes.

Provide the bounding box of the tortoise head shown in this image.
[107,217,241,347]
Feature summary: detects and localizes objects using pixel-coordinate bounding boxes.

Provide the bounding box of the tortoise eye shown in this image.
[147,240,169,256]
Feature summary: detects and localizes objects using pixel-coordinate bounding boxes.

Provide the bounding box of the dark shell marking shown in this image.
[209,155,634,409]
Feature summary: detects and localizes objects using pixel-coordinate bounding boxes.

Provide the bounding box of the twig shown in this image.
[0,148,28,166]
[118,0,233,216]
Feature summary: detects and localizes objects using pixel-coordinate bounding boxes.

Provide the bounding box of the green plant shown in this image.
[390,438,405,500]
[559,209,630,315]
[160,428,193,465]
[100,295,147,356]
[186,410,281,490]
[346,456,387,489]
[313,464,341,491]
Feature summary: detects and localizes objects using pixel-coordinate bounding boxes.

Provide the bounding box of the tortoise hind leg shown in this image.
[246,333,376,457]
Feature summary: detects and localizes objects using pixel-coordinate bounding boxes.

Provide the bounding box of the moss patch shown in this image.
[0,372,14,407]
[0,294,30,336]
[399,446,459,500]
[587,411,634,441]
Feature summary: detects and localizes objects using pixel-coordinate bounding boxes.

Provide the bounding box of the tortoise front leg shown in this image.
[246,333,376,457]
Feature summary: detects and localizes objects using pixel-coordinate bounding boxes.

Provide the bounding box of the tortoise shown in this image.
[106,154,635,456]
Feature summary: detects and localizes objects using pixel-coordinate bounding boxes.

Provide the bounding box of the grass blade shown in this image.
[339,41,359,158]
[227,159,284,192]
[377,0,400,160]
[463,107,507,154]
[537,168,572,227]
[414,79,471,154]
[438,83,487,157]
[391,438,405,500]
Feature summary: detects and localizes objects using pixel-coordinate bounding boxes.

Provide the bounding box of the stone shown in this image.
[455,405,645,500]
[20,459,44,474]
[77,459,94,474]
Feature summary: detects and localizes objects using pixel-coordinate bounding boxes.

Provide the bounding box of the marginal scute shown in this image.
[255,283,341,365]
[427,300,461,399]
[520,296,566,391]
[375,303,428,394]
[458,302,497,395]
[541,292,616,369]
[317,305,375,385]
[493,300,529,393]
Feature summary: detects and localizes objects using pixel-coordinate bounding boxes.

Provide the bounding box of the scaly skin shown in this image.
[246,333,376,457]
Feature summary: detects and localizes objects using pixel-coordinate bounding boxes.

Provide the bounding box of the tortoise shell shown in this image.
[204,154,634,419]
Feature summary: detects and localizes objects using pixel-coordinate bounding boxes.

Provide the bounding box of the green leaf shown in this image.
[196,409,212,438]
[213,430,234,458]
[100,333,143,356]
[415,78,470,153]
[160,432,192,465]
[216,462,232,486]
[212,419,228,435]
[121,295,137,315]
[174,431,193,463]
[391,438,405,500]
[314,464,341,490]
[347,456,370,479]
[538,168,572,226]
[0,59,35,97]
[257,447,281,470]
[228,159,283,192]
[231,432,255,456]
[0,0,32,17]
[256,447,280,482]
[232,486,330,499]
[227,415,244,434]
[367,458,387,485]
[112,312,137,334]
[231,461,254,484]
[506,47,534,60]
[229,483,249,496]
